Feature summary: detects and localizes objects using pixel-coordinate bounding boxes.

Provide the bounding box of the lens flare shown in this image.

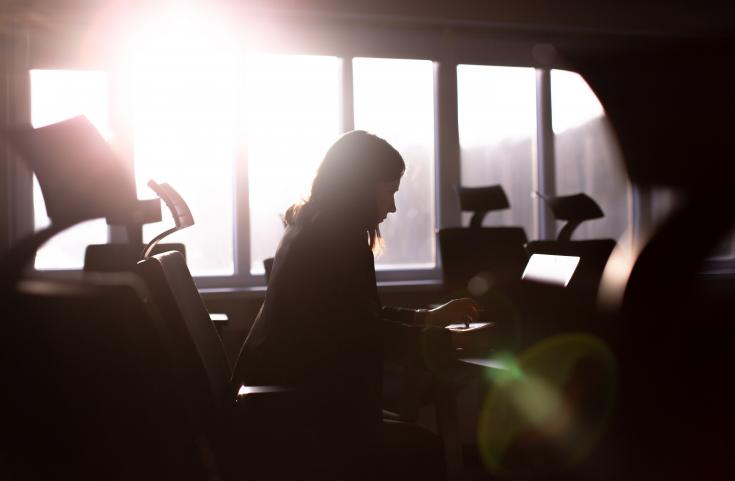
[477,333,617,476]
[467,273,493,297]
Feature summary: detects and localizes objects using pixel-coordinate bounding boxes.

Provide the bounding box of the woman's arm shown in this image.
[382,298,481,327]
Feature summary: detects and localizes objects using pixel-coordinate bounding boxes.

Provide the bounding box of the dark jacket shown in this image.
[232,214,424,452]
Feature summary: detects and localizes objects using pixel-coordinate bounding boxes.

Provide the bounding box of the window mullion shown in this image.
[8,30,33,248]
[235,58,255,286]
[108,68,134,244]
[7,71,34,247]
[534,68,556,240]
[435,58,461,231]
[340,57,354,132]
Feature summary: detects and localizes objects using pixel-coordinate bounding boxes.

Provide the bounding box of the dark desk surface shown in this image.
[456,356,511,371]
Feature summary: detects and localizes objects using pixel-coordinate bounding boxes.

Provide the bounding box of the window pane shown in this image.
[30,69,110,270]
[457,65,536,237]
[552,70,628,242]
[353,58,436,269]
[244,54,342,274]
[132,49,238,276]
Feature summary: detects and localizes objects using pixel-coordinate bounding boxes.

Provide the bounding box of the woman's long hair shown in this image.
[284,130,405,251]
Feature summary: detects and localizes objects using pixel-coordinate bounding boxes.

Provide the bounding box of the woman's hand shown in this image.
[425,297,481,328]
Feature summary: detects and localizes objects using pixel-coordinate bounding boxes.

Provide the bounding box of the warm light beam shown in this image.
[120,4,240,276]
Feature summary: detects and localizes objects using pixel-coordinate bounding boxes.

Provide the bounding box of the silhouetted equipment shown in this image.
[4,274,212,481]
[137,250,303,478]
[437,185,528,349]
[137,251,235,432]
[514,192,617,349]
[537,192,605,241]
[458,184,511,229]
[84,242,186,272]
[136,250,239,465]
[2,116,141,226]
[0,116,215,480]
[142,180,195,258]
[0,116,159,284]
[525,192,616,301]
[438,185,528,294]
[0,136,202,477]
[83,180,193,273]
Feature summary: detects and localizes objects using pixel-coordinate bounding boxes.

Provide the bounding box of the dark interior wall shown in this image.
[3,1,733,71]
[247,0,732,36]
[8,0,733,36]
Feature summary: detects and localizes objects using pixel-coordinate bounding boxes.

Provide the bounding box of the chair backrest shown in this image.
[84,242,186,273]
[438,185,528,293]
[3,273,208,481]
[439,227,528,292]
[516,193,616,346]
[136,251,233,422]
[540,192,604,242]
[526,192,616,301]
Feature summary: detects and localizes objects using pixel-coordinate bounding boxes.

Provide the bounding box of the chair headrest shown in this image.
[537,193,604,241]
[1,116,153,226]
[458,185,510,228]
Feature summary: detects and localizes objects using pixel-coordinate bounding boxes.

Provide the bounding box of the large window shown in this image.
[245,54,342,274]
[23,27,633,284]
[27,56,441,281]
[130,42,239,276]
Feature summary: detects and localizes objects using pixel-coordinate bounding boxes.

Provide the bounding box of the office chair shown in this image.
[525,193,616,303]
[518,193,616,345]
[84,242,186,272]
[137,249,367,479]
[2,270,212,481]
[137,252,234,426]
[1,116,237,481]
[438,185,528,326]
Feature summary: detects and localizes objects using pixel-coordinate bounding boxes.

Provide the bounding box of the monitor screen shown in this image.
[521,253,580,287]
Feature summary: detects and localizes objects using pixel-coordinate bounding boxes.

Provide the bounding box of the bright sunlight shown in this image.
[120,4,240,276]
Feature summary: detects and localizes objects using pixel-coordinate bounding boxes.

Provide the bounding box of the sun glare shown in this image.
[121,4,241,276]
[244,54,341,274]
[119,3,343,276]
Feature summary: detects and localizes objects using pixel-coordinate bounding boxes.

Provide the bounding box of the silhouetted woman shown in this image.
[234,130,479,480]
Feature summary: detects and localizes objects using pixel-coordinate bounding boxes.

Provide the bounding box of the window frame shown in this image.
[9,16,653,288]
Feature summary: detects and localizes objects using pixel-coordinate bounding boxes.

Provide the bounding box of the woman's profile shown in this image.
[233,130,481,480]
